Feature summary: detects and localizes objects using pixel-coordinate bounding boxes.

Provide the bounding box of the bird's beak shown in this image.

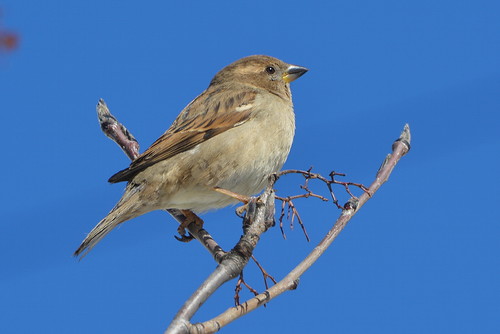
[282,65,308,83]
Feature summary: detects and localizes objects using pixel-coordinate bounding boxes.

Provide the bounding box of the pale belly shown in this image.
[153,110,294,213]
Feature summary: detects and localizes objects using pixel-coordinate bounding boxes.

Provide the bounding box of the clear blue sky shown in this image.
[1,1,499,333]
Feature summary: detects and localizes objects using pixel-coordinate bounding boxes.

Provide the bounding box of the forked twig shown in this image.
[273,167,368,241]
[234,271,260,307]
[277,168,369,209]
[275,195,310,241]
[166,191,276,334]
[251,255,277,290]
[187,124,411,333]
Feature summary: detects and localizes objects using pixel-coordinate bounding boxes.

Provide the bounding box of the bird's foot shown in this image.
[235,204,248,218]
[175,210,204,243]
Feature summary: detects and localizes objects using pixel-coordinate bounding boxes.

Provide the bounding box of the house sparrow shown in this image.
[75,55,308,257]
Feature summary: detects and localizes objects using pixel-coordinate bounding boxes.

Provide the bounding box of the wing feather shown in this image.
[108,88,256,183]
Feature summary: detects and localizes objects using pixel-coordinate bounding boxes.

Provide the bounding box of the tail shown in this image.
[74,186,146,259]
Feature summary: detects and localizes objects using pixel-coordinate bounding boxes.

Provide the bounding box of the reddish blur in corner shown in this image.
[0,8,19,52]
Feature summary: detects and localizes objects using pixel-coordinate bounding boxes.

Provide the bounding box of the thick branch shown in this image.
[166,188,276,334]
[96,99,226,262]
[191,124,411,332]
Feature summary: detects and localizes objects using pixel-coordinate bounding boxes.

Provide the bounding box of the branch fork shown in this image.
[94,99,411,334]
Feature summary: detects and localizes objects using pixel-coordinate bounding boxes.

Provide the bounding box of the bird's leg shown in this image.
[175,210,204,243]
[213,187,251,203]
[213,187,251,217]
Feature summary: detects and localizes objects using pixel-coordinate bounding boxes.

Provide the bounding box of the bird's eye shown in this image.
[265,66,276,74]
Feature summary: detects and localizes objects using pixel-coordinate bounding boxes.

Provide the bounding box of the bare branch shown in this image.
[165,189,276,334]
[275,195,310,241]
[234,271,260,307]
[191,124,411,333]
[277,168,369,209]
[251,255,277,290]
[97,99,140,161]
[273,167,367,241]
[94,98,410,333]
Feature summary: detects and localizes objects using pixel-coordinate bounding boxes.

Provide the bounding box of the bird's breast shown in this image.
[153,94,295,212]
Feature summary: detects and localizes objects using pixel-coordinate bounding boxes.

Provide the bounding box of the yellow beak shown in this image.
[282,65,309,83]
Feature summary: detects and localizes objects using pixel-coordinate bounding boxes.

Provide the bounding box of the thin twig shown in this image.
[234,271,260,306]
[251,255,277,290]
[273,167,366,240]
[275,195,310,241]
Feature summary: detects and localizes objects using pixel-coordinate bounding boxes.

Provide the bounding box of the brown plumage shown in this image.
[108,90,257,183]
[75,55,308,258]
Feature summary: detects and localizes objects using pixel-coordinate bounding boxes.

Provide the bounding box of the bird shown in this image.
[74,55,308,258]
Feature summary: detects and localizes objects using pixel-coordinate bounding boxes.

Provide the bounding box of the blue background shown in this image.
[1,1,499,333]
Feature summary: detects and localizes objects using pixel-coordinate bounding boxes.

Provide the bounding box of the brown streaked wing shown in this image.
[108,89,257,183]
